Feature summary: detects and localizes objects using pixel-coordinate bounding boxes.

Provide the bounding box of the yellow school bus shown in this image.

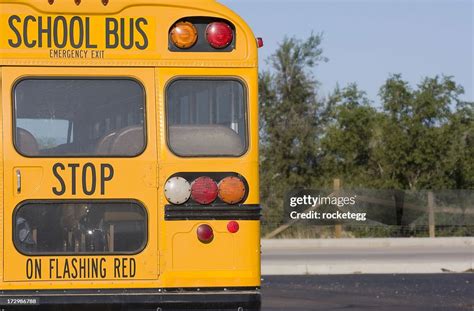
[0,0,261,309]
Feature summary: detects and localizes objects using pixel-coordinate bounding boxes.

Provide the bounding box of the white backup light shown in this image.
[164,177,191,205]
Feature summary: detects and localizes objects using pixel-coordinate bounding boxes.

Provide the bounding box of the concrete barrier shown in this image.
[262,237,473,249]
[261,237,474,275]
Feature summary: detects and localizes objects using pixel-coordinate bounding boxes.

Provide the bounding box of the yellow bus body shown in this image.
[0,0,260,309]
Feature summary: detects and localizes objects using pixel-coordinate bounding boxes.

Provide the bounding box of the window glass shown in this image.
[14,79,145,157]
[17,119,70,149]
[167,79,247,156]
[14,201,147,255]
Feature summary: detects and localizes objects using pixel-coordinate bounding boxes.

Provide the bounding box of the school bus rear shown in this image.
[0,0,261,309]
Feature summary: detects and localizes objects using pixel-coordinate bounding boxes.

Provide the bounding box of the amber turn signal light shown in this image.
[170,21,198,49]
[218,176,246,204]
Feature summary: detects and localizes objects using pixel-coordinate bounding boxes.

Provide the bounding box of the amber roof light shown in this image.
[170,21,198,49]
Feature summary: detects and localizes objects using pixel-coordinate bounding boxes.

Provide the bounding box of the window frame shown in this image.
[13,199,149,256]
[165,76,249,158]
[12,77,148,158]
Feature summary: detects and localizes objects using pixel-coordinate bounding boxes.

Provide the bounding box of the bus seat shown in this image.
[96,131,118,155]
[16,127,39,155]
[110,126,144,155]
[169,125,244,156]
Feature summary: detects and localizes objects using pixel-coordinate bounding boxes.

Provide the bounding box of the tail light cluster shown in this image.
[164,174,247,206]
[169,19,235,51]
[165,173,246,244]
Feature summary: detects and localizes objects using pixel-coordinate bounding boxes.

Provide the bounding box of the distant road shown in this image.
[262,238,473,274]
[262,274,474,311]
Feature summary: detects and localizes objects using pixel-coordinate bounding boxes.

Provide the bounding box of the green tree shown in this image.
[320,83,379,187]
[375,74,471,190]
[258,34,473,237]
[448,100,474,189]
[259,34,328,230]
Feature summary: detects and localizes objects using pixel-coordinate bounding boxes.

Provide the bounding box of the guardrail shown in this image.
[264,179,473,239]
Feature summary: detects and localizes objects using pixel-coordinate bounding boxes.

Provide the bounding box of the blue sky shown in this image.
[221,0,473,104]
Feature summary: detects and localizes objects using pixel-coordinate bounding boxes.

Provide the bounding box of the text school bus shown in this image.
[0,0,262,309]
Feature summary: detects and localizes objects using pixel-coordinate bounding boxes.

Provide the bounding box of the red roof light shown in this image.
[206,22,233,49]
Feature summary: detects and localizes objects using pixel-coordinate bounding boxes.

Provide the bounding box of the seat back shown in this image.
[109,126,145,156]
[95,131,118,155]
[168,125,244,156]
[16,127,39,155]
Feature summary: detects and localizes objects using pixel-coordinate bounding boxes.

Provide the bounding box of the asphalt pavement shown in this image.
[261,274,474,311]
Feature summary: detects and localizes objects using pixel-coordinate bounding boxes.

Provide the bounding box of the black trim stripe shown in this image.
[165,204,261,221]
[0,288,261,309]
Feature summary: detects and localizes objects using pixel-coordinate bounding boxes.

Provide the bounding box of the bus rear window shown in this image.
[13,79,146,157]
[166,79,247,156]
[14,201,147,255]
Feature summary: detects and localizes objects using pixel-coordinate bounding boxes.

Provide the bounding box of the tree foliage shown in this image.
[374,74,471,190]
[259,33,328,227]
[320,84,378,187]
[259,35,473,230]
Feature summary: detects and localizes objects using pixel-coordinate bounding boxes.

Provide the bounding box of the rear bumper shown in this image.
[0,288,261,310]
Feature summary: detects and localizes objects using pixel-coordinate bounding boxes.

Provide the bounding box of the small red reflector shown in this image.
[197,224,214,243]
[206,22,233,49]
[227,221,240,233]
[257,37,264,48]
[191,177,218,205]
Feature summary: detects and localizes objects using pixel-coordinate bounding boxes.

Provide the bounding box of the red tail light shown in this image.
[206,22,233,49]
[191,176,218,204]
[197,224,214,243]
